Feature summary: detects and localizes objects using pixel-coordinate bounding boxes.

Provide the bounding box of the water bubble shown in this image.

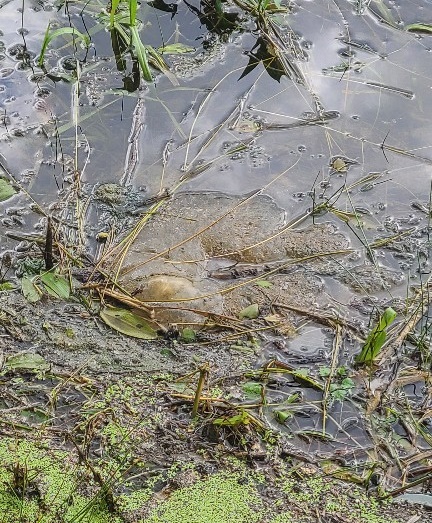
[292,192,306,201]
[0,68,14,78]
[28,72,45,83]
[35,87,51,98]
[59,56,77,71]
[7,43,35,62]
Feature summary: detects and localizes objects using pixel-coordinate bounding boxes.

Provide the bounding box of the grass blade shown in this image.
[110,0,122,28]
[130,25,152,81]
[38,26,90,67]
[356,307,397,364]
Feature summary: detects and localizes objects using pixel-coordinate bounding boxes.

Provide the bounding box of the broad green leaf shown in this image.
[239,303,259,319]
[356,307,397,364]
[319,366,331,378]
[0,178,17,202]
[336,366,348,377]
[181,327,196,343]
[21,276,41,303]
[405,23,432,34]
[0,281,14,291]
[158,43,195,55]
[100,305,158,339]
[242,381,262,397]
[40,272,71,299]
[6,353,50,372]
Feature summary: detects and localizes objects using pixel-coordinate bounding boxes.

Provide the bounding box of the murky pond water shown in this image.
[1,0,432,492]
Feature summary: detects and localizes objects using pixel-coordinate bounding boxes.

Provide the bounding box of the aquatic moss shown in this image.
[117,488,153,512]
[0,438,120,523]
[143,472,264,523]
[269,512,294,523]
[279,471,399,523]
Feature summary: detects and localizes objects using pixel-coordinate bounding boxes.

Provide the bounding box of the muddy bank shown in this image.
[0,293,430,523]
[0,290,253,376]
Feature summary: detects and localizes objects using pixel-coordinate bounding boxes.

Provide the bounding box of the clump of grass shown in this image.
[356,307,397,365]
[39,0,171,82]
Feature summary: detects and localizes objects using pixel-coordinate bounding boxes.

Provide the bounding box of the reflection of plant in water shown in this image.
[39,0,171,84]
[183,0,241,40]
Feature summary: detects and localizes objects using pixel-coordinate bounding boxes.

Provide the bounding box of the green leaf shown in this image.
[21,276,41,303]
[6,353,50,372]
[0,282,14,291]
[239,303,259,319]
[129,0,138,26]
[100,305,158,340]
[39,25,90,68]
[255,280,273,288]
[130,25,152,81]
[336,366,348,377]
[0,177,17,202]
[274,409,293,423]
[158,43,195,55]
[330,378,354,402]
[319,366,331,378]
[110,0,121,28]
[242,381,262,397]
[40,272,71,299]
[214,410,250,427]
[292,369,324,391]
[180,327,196,343]
[355,307,397,364]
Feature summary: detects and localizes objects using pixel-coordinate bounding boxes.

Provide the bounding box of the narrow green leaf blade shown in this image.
[406,23,432,34]
[39,26,90,67]
[356,307,397,364]
[110,0,122,28]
